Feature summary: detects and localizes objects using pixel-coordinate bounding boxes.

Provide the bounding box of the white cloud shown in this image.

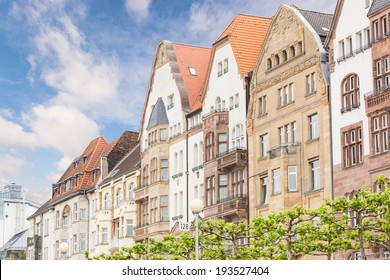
[0,116,38,150]
[23,105,99,158]
[0,154,26,178]
[125,0,152,22]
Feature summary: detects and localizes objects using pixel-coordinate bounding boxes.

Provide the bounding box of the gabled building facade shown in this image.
[201,14,271,223]
[135,41,210,241]
[247,5,333,222]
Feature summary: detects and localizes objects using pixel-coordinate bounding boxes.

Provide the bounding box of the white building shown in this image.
[0,184,40,249]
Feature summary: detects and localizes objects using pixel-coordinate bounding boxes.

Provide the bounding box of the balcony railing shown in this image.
[172,172,183,179]
[268,142,301,159]
[340,102,360,114]
[217,147,247,171]
[204,195,247,219]
[202,108,229,119]
[192,164,203,172]
[364,85,390,108]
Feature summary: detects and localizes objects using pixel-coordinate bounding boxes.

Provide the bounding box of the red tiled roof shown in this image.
[215,14,272,77]
[172,43,211,111]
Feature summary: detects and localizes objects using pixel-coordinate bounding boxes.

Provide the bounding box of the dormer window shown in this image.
[82,156,87,164]
[188,67,197,76]
[73,162,78,169]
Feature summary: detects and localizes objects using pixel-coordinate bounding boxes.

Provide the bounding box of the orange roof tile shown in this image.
[215,14,272,77]
[172,43,211,111]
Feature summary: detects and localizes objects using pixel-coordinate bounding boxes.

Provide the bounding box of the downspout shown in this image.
[328,83,335,200]
[245,72,253,226]
[186,123,189,222]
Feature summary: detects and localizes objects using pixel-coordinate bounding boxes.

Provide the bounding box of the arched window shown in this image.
[62,205,71,227]
[232,124,245,148]
[116,188,123,207]
[150,158,157,183]
[206,132,214,161]
[297,41,303,54]
[128,182,135,200]
[194,144,199,166]
[275,54,280,66]
[290,46,296,57]
[142,164,149,185]
[215,97,222,111]
[282,50,288,62]
[341,73,360,113]
[267,58,272,70]
[104,193,111,210]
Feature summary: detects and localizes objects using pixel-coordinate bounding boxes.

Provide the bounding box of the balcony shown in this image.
[133,221,170,242]
[202,109,229,124]
[268,142,300,159]
[364,85,390,110]
[217,147,247,171]
[204,195,247,219]
[134,184,149,201]
[108,239,119,251]
[340,102,360,114]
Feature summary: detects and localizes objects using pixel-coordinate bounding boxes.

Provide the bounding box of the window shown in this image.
[188,66,197,76]
[104,193,111,210]
[219,174,228,201]
[150,158,158,183]
[374,20,379,40]
[306,73,316,95]
[161,159,168,181]
[275,54,280,65]
[382,16,388,37]
[235,93,239,108]
[80,233,86,251]
[272,169,281,194]
[364,28,371,47]
[309,114,319,139]
[282,50,288,62]
[356,31,363,50]
[278,83,294,106]
[65,180,71,191]
[160,128,167,141]
[290,46,296,57]
[116,188,123,207]
[56,211,60,228]
[218,133,227,156]
[292,122,297,144]
[232,124,244,148]
[339,40,345,59]
[224,58,229,73]
[229,96,234,110]
[258,95,267,115]
[73,202,78,220]
[206,132,214,161]
[126,219,133,236]
[179,192,183,216]
[278,123,295,145]
[80,208,87,220]
[168,94,174,109]
[128,182,135,200]
[44,219,49,236]
[179,150,183,172]
[365,0,371,8]
[73,235,77,253]
[161,195,168,221]
[267,58,272,70]
[288,166,297,191]
[174,193,178,216]
[377,78,383,91]
[260,134,269,158]
[310,160,320,190]
[206,176,216,206]
[101,228,108,244]
[218,62,222,77]
[377,60,382,76]
[193,144,198,166]
[260,177,268,205]
[385,57,390,73]
[215,96,222,111]
[346,36,353,56]
[371,114,389,154]
[232,170,243,196]
[341,74,360,113]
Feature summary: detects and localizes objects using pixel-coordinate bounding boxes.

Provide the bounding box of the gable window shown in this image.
[218,62,222,77]
[167,94,174,110]
[258,95,267,116]
[267,58,272,70]
[224,58,229,74]
[306,72,316,95]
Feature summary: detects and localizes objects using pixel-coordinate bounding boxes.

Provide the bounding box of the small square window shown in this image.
[188,67,197,76]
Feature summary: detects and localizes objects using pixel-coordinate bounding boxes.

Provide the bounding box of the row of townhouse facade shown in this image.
[26,0,389,260]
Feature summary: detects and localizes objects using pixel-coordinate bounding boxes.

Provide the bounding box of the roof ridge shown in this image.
[298,8,333,16]
[171,42,210,50]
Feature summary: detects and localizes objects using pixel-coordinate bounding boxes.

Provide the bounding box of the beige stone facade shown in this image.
[247,5,332,221]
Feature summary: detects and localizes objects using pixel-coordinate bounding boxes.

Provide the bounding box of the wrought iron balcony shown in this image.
[268,142,301,159]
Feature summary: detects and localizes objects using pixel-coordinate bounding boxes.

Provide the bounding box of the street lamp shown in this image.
[191,198,204,260]
[59,242,69,260]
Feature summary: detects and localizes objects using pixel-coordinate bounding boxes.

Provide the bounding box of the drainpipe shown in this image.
[186,124,189,222]
[244,72,253,226]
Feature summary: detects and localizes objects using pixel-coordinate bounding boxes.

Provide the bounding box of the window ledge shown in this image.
[304,187,324,196]
[257,156,267,161]
[287,190,299,193]
[256,203,269,209]
[304,91,317,98]
[342,162,364,170]
[277,101,295,110]
[272,192,282,197]
[306,137,320,144]
[257,113,268,119]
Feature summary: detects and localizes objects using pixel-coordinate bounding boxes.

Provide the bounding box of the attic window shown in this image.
[73,162,78,169]
[82,157,87,164]
[188,67,197,76]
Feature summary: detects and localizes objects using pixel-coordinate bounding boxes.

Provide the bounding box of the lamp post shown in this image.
[190,198,204,260]
[59,242,69,260]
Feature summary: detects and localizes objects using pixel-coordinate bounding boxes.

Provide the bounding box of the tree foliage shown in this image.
[86,176,390,260]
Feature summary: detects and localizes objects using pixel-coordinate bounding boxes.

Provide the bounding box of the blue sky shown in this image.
[0,0,337,203]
